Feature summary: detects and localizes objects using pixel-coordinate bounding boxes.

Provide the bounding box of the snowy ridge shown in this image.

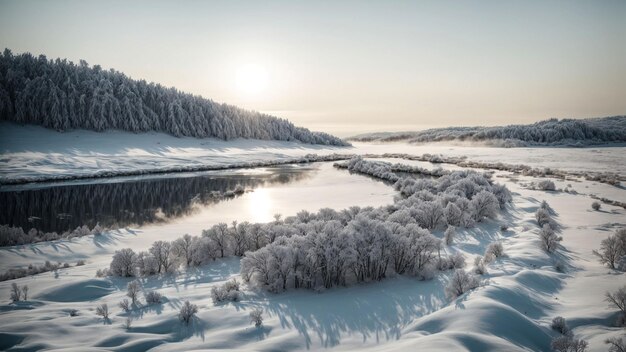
[349,116,626,147]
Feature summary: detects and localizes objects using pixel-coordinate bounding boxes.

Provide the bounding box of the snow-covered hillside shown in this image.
[1,149,624,351]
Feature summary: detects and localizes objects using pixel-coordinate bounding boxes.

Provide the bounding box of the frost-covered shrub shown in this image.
[591,201,601,211]
[21,285,28,300]
[145,290,163,305]
[444,202,463,226]
[110,248,136,277]
[95,303,109,319]
[445,270,479,300]
[470,190,499,221]
[69,309,78,317]
[95,268,110,277]
[119,298,130,312]
[438,253,466,270]
[211,279,241,303]
[179,301,198,325]
[123,317,132,330]
[605,285,626,327]
[551,316,570,335]
[473,256,487,275]
[551,335,588,352]
[76,260,85,266]
[10,283,21,302]
[604,337,626,352]
[126,280,140,305]
[136,251,159,276]
[485,241,504,259]
[250,308,263,327]
[444,226,456,246]
[554,260,566,273]
[540,225,562,253]
[593,229,626,270]
[536,180,556,191]
[536,208,552,227]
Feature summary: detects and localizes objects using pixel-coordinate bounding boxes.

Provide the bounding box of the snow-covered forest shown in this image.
[0,50,347,145]
[350,116,626,146]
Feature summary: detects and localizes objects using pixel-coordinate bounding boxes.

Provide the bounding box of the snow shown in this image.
[1,125,626,351]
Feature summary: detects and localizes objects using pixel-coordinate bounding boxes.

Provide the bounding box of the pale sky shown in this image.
[1,0,625,136]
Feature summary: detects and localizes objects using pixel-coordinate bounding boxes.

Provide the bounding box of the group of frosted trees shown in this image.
[350,116,626,145]
[0,49,347,145]
[106,157,510,294]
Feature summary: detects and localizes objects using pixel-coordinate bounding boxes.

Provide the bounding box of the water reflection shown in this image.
[0,166,312,233]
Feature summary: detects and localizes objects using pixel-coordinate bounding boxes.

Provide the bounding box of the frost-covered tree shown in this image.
[540,225,561,253]
[203,223,230,258]
[551,316,570,335]
[10,282,21,302]
[444,226,456,246]
[149,241,174,273]
[110,248,136,277]
[593,229,626,270]
[250,308,263,327]
[21,285,28,301]
[126,280,140,305]
[172,234,194,267]
[470,191,499,221]
[95,303,109,319]
[444,202,463,226]
[179,301,198,325]
[605,285,626,326]
[551,336,588,352]
[485,241,504,258]
[445,269,479,299]
[591,201,601,211]
[604,337,626,352]
[119,298,130,312]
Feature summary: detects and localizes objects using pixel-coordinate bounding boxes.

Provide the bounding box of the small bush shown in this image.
[69,309,78,317]
[591,201,601,211]
[551,335,588,352]
[485,241,504,258]
[119,298,130,312]
[537,180,556,191]
[550,316,570,335]
[445,270,479,300]
[145,290,163,305]
[123,317,132,330]
[76,260,85,266]
[10,283,21,302]
[473,256,487,275]
[211,279,241,303]
[179,301,198,325]
[250,308,263,327]
[95,303,109,319]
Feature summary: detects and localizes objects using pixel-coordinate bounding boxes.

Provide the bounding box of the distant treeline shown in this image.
[0,49,347,145]
[350,116,626,146]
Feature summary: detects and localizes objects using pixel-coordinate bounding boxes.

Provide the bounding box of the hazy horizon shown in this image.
[1,0,625,137]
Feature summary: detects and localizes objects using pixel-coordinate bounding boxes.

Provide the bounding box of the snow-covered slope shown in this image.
[0,156,624,351]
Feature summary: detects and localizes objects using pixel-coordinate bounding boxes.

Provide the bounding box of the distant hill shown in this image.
[349,116,626,146]
[0,49,348,146]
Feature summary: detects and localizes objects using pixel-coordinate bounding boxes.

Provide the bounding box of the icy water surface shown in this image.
[0,162,395,234]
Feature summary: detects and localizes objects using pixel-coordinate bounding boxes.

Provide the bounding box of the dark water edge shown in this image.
[1,165,313,234]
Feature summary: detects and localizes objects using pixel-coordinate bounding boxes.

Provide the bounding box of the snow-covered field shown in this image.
[1,126,625,351]
[2,123,625,184]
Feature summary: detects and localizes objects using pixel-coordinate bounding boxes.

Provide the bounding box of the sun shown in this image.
[235,63,269,96]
